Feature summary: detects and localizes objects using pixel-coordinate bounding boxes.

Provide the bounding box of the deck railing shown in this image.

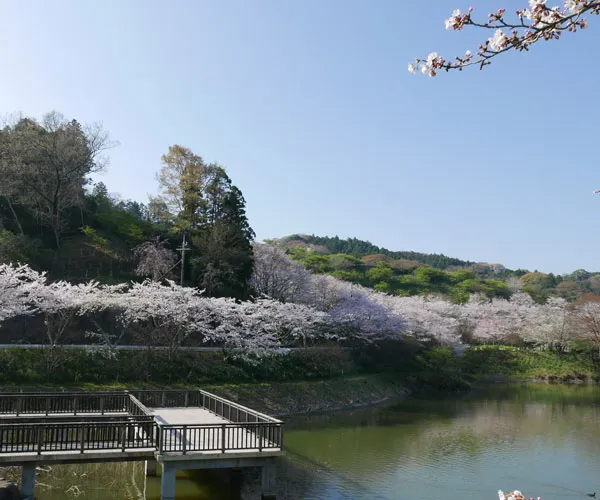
[199,390,282,424]
[0,392,130,416]
[158,422,283,454]
[129,389,202,408]
[0,417,156,455]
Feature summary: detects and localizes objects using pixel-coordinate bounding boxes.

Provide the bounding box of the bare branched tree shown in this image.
[0,111,116,247]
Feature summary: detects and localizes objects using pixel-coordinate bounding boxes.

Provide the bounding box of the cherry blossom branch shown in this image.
[409,0,600,76]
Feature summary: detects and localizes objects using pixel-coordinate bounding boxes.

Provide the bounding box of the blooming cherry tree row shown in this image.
[409,1,599,76]
[251,245,583,350]
[3,256,594,354]
[1,263,398,354]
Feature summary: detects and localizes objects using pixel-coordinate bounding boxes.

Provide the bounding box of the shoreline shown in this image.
[204,374,412,417]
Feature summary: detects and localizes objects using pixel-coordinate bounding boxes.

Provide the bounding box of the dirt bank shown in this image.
[206,374,411,417]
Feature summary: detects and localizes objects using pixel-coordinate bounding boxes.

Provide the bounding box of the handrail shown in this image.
[0,415,154,424]
[198,390,282,424]
[0,417,153,427]
[0,391,128,395]
[0,419,156,455]
[129,389,201,409]
[158,422,283,454]
[125,394,152,417]
[0,393,130,416]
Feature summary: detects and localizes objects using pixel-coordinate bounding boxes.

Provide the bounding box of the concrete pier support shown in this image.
[20,463,36,500]
[261,458,277,500]
[160,464,176,500]
[145,459,158,477]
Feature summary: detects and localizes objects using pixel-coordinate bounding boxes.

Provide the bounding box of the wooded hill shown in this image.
[280,234,474,269]
[274,234,600,303]
[0,112,254,299]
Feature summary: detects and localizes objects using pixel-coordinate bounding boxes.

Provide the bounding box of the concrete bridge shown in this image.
[0,390,283,499]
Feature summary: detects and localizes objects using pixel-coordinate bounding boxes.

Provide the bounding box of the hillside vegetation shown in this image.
[0,113,254,299]
[274,234,600,303]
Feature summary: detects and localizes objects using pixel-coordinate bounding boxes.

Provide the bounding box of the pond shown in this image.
[12,384,600,499]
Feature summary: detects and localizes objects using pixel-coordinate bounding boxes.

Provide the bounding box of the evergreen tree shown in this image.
[191,170,255,299]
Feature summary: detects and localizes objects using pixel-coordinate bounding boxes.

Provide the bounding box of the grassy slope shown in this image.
[462,346,600,382]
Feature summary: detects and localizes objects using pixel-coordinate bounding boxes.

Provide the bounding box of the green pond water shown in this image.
[15,384,600,499]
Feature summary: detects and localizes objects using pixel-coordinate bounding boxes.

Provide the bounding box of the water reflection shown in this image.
[22,462,239,499]
[284,384,600,500]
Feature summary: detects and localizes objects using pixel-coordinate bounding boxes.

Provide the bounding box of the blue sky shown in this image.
[1,0,598,274]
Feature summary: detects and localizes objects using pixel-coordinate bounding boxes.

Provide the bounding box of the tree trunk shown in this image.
[5,197,24,235]
[52,224,60,249]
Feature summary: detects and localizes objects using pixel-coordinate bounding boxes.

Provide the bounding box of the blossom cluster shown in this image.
[409,0,600,76]
[498,489,541,500]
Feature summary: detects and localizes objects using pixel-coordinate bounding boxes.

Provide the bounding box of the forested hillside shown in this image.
[0,113,254,299]
[280,234,473,269]
[273,234,600,303]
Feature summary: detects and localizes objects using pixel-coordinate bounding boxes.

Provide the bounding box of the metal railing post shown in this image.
[221,424,226,453]
[37,427,43,455]
[80,424,86,454]
[121,424,127,451]
[182,425,187,455]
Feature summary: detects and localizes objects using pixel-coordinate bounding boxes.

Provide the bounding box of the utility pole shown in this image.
[177,232,191,286]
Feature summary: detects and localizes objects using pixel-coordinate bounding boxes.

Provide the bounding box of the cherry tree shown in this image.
[133,237,178,281]
[208,297,328,351]
[251,244,313,303]
[461,293,536,343]
[409,1,599,76]
[76,283,133,358]
[32,280,101,348]
[327,286,407,342]
[113,279,209,356]
[571,295,600,354]
[0,263,46,324]
[458,292,572,349]
[0,266,101,369]
[523,297,571,349]
[303,273,345,312]
[378,294,464,350]
[1,264,104,348]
